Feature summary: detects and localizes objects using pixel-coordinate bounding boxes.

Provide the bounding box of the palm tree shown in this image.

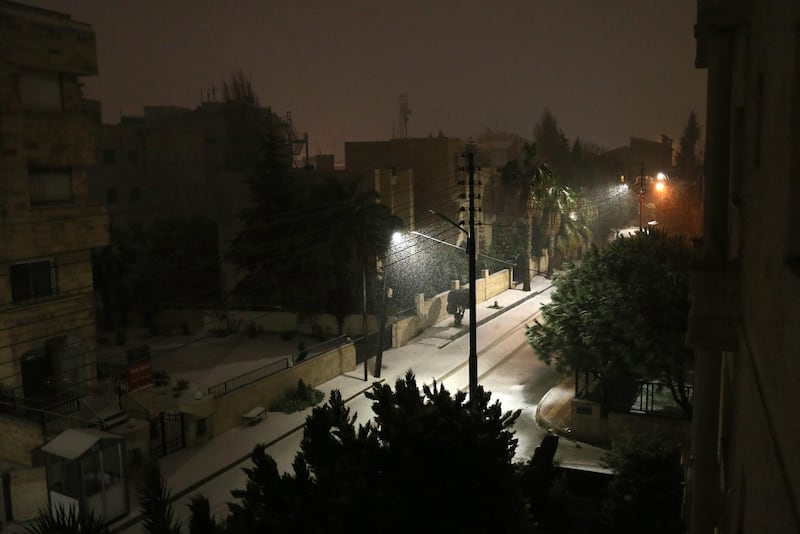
[528,164,598,276]
[25,506,109,534]
[553,190,595,267]
[310,177,402,335]
[500,143,538,290]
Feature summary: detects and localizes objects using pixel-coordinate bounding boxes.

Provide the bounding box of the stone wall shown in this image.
[0,416,43,466]
[7,465,47,522]
[570,398,692,447]
[209,343,356,435]
[202,268,512,351]
[131,342,356,438]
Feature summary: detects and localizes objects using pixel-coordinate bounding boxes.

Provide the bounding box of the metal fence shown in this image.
[206,335,352,398]
[630,381,694,417]
[353,327,392,364]
[207,358,290,398]
[0,391,95,438]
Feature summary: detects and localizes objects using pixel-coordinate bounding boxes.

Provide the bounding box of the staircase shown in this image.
[80,394,130,431]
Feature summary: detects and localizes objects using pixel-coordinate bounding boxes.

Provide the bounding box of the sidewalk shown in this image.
[0,277,563,533]
[101,277,555,532]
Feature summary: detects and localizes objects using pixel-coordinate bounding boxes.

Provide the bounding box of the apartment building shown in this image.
[687,0,800,531]
[345,137,464,232]
[0,1,107,409]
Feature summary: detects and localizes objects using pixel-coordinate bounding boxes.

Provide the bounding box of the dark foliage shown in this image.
[446,287,469,325]
[225,372,532,533]
[93,216,221,329]
[139,462,182,534]
[602,431,684,533]
[527,229,693,415]
[24,506,109,534]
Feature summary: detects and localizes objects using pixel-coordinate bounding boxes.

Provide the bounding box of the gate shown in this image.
[150,411,185,459]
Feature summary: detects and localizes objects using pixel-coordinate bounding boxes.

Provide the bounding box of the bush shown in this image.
[154,370,170,387]
[269,380,324,413]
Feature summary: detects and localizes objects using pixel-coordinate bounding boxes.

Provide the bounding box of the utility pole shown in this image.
[639,162,645,231]
[466,152,478,404]
[428,151,478,403]
[362,264,368,381]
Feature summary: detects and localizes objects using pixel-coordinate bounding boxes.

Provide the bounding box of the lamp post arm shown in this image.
[429,208,468,237]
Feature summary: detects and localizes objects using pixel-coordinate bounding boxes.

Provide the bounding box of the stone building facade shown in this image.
[0,0,107,429]
[687,0,800,532]
[345,137,464,233]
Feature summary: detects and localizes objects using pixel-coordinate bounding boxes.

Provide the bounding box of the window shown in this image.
[19,71,63,112]
[28,166,72,205]
[106,188,117,203]
[127,149,139,165]
[129,186,140,202]
[103,149,116,164]
[10,259,57,303]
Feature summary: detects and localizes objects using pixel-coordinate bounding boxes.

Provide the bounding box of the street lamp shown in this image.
[636,165,669,230]
[428,151,479,405]
[374,231,403,378]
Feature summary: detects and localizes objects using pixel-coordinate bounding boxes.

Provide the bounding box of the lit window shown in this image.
[28,167,72,205]
[10,259,58,303]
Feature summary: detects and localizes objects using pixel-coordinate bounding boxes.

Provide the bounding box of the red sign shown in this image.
[127,346,154,392]
[128,359,153,392]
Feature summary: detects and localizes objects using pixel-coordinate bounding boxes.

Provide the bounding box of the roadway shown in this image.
[119,287,606,531]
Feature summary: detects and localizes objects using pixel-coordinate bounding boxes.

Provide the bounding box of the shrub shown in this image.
[269,381,324,413]
[154,370,170,387]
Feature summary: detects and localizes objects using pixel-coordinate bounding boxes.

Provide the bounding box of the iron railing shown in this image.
[208,358,289,398]
[629,381,694,417]
[0,393,97,438]
[207,336,352,398]
[119,387,151,421]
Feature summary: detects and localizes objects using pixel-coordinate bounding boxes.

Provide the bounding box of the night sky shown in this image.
[27,0,706,160]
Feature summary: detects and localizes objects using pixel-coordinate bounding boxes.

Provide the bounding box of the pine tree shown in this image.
[676,110,701,180]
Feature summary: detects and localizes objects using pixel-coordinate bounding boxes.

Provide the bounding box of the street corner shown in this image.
[534,374,575,437]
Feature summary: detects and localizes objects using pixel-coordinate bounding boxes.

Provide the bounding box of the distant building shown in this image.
[687,0,800,532]
[603,135,674,186]
[0,0,108,518]
[345,137,464,233]
[89,102,283,229]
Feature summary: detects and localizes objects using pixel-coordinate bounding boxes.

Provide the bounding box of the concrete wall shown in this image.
[478,269,512,303]
[209,343,355,435]
[130,342,356,439]
[203,268,512,350]
[202,309,378,339]
[569,399,609,446]
[7,466,47,522]
[0,416,44,467]
[569,398,691,448]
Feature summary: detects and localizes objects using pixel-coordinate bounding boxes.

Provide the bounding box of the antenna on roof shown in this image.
[398,95,411,139]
